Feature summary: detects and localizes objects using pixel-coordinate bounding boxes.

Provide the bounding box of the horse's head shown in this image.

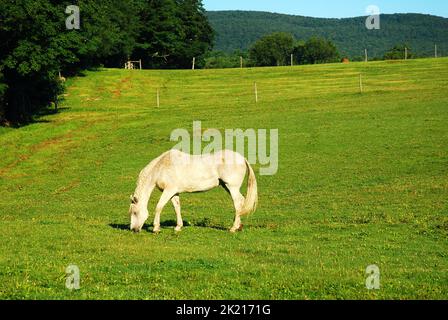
[129,195,148,233]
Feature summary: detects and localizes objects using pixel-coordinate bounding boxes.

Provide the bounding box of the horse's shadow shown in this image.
[109,223,132,231]
[109,219,228,232]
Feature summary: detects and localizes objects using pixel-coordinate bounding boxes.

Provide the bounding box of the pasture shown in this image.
[0,58,447,299]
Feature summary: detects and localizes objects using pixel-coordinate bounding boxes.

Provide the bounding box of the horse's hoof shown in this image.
[174,227,183,233]
[153,229,161,234]
[230,224,243,233]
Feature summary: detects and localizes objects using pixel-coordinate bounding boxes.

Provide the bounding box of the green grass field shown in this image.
[0,58,447,299]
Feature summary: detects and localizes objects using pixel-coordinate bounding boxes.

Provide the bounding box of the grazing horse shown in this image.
[129,149,258,233]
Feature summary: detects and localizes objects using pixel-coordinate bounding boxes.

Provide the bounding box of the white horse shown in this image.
[129,149,258,233]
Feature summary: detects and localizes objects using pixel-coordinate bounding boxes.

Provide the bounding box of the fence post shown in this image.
[365,49,368,62]
[405,47,408,60]
[156,88,160,108]
[435,44,438,58]
[240,56,243,69]
[359,73,363,93]
[54,94,58,112]
[254,82,258,103]
[192,57,195,70]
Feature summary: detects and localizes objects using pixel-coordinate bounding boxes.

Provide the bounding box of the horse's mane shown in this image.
[134,151,171,198]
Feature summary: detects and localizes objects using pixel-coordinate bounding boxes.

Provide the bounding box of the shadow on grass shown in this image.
[109,223,130,231]
[109,219,228,232]
[109,220,191,233]
[1,107,71,128]
[191,218,229,231]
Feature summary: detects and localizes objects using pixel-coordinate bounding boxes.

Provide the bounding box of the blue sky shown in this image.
[203,0,448,18]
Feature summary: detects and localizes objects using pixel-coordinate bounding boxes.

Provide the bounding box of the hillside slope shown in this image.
[1,59,447,299]
[206,11,448,58]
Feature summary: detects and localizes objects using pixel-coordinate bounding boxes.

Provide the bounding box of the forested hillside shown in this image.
[0,0,213,123]
[206,11,448,58]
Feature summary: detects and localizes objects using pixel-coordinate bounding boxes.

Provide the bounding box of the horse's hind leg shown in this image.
[228,186,245,233]
[171,195,183,232]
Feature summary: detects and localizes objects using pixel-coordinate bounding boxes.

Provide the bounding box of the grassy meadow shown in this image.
[0,58,447,299]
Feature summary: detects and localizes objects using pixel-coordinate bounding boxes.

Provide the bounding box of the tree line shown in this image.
[0,0,213,124]
[204,32,426,68]
[205,33,340,68]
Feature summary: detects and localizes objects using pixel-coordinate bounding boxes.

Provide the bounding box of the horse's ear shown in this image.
[130,195,138,204]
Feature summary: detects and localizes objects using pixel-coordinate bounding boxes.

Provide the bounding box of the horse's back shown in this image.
[166,149,247,178]
[214,150,247,186]
[153,149,247,192]
[166,149,245,166]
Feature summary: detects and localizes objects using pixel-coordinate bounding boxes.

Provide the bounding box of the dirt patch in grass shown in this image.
[82,97,101,102]
[0,119,98,176]
[110,76,133,99]
[0,133,74,176]
[53,179,81,195]
[112,89,121,98]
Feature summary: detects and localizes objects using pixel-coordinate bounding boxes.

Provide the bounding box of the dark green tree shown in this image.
[175,0,214,68]
[0,0,215,123]
[133,0,213,69]
[133,0,184,68]
[0,0,74,122]
[249,32,295,67]
[292,40,306,65]
[204,50,249,69]
[84,0,142,69]
[0,72,7,122]
[299,37,339,64]
[384,44,413,60]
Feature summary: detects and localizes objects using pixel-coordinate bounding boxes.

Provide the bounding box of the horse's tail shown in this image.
[240,159,258,216]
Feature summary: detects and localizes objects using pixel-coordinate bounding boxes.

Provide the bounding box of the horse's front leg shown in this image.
[153,189,177,233]
[171,195,183,232]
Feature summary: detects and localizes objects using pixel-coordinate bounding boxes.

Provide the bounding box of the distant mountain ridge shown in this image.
[206,11,448,58]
